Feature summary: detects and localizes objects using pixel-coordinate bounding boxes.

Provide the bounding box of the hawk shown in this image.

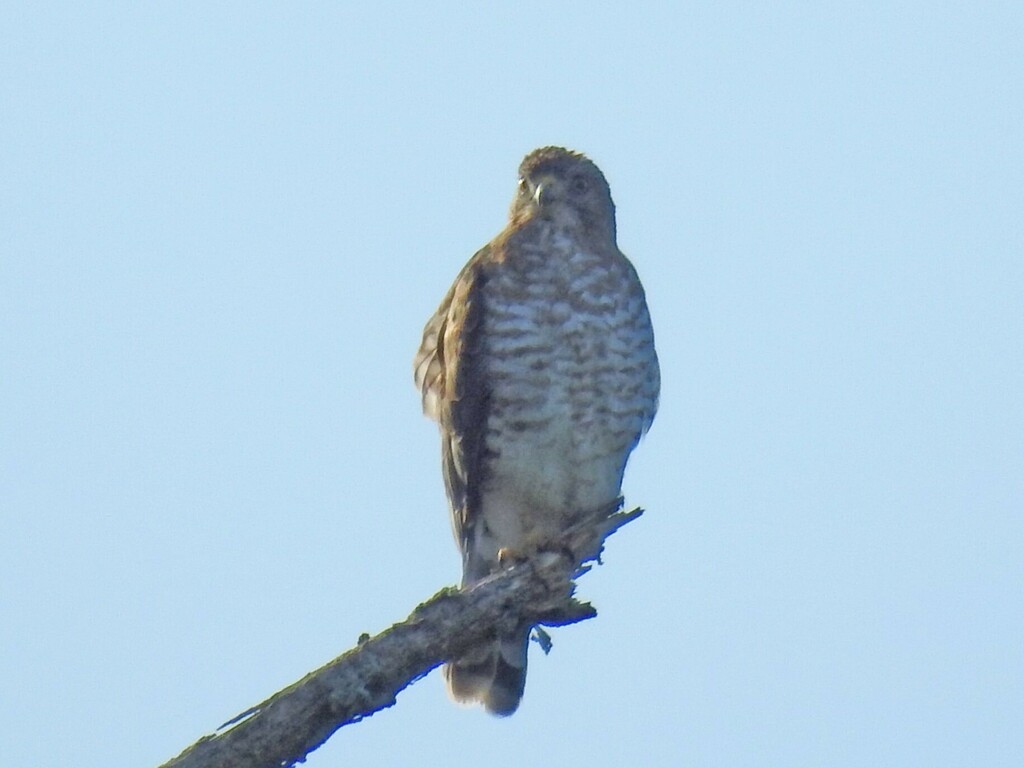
[414,146,659,715]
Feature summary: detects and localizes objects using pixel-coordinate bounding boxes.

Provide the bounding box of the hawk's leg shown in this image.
[496,539,575,571]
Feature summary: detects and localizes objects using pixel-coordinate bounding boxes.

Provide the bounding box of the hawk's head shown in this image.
[510,146,617,242]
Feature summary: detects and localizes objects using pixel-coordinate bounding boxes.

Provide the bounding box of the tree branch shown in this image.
[159,505,643,768]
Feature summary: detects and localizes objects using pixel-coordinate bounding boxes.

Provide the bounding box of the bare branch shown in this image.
[159,506,643,768]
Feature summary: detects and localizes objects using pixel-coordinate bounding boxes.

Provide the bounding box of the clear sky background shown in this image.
[3,3,1021,767]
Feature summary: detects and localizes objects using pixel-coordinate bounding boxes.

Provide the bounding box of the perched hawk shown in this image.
[414,146,659,715]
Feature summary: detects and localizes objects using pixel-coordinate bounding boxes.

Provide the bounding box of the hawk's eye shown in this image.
[517,178,529,196]
[571,176,588,195]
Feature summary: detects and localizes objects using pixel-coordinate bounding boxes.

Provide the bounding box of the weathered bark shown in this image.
[159,506,643,768]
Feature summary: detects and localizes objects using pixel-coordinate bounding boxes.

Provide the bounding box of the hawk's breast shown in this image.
[478,236,657,529]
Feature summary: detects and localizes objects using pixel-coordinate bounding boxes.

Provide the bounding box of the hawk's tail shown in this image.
[444,628,529,716]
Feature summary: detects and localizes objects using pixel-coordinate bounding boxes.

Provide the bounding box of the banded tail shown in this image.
[444,628,529,716]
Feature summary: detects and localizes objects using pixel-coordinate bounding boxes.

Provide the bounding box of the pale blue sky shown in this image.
[2,3,1022,766]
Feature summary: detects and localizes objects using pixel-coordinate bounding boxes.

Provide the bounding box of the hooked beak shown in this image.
[531,174,557,208]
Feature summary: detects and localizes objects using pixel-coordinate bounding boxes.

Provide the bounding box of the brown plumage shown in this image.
[414,146,659,715]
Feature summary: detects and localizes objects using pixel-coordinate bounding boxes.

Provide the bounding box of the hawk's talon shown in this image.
[497,547,527,567]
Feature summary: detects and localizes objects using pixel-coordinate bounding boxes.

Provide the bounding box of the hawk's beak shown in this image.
[532,175,556,208]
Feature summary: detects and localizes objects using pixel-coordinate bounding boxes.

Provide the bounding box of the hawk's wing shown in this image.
[414,246,492,561]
